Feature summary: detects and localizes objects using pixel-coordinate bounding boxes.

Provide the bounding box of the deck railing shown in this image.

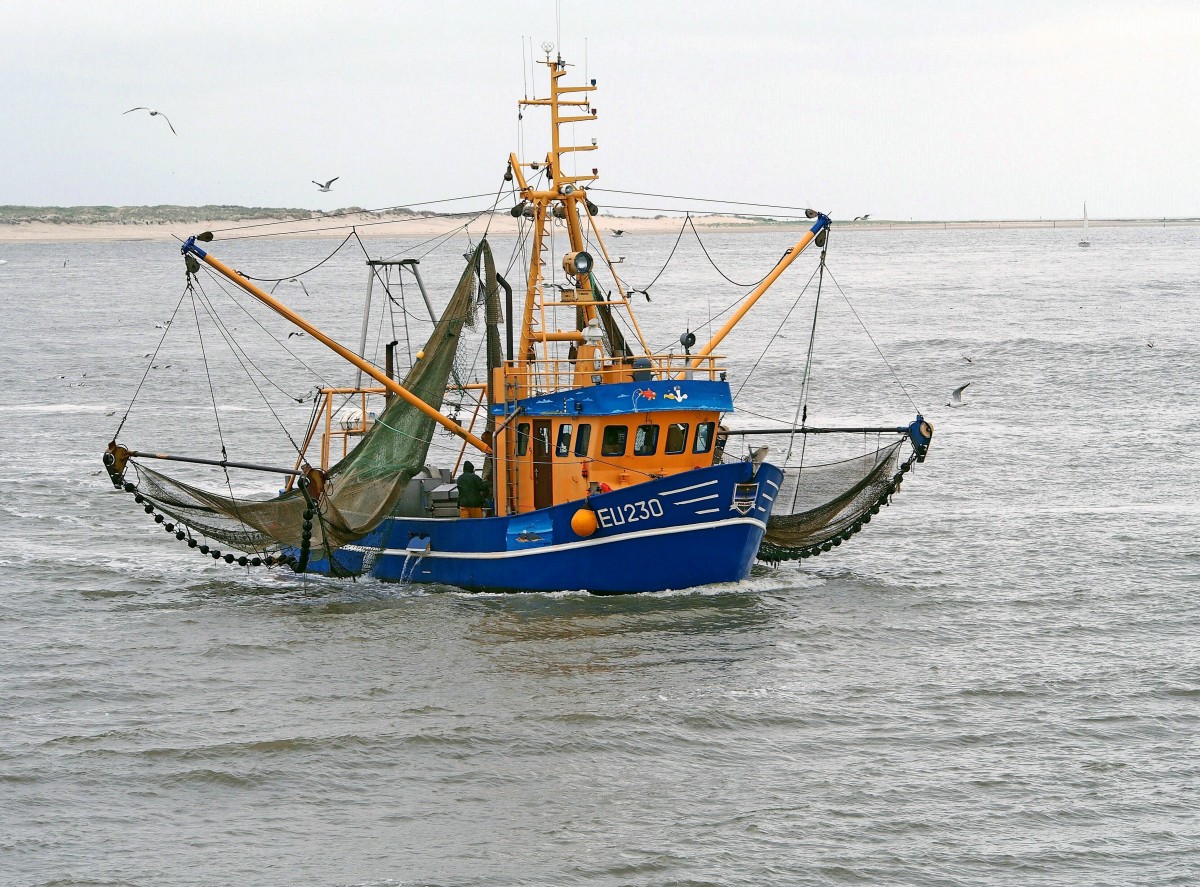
[501,354,725,398]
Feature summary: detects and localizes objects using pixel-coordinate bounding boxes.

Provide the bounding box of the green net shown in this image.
[756,439,905,563]
[127,240,496,562]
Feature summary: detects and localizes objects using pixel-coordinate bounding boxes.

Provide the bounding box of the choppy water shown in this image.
[1,224,1197,886]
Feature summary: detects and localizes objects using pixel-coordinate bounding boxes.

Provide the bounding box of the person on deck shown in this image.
[456,461,489,518]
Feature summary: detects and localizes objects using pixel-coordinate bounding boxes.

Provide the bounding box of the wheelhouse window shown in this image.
[693,421,716,454]
[534,424,551,457]
[601,425,628,457]
[574,423,592,457]
[634,423,659,456]
[556,423,573,457]
[515,422,531,456]
[665,422,689,454]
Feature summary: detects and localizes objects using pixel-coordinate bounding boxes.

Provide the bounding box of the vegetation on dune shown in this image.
[0,205,411,225]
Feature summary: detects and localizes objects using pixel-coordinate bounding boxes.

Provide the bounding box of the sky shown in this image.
[1,0,1198,220]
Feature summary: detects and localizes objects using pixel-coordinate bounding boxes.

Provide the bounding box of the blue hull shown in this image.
[301,461,783,594]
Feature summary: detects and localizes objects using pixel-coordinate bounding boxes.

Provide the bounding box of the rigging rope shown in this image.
[197,264,338,394]
[825,267,921,415]
[686,216,777,288]
[190,277,303,455]
[732,263,821,400]
[204,191,502,236]
[213,207,497,243]
[113,282,190,440]
[600,203,813,221]
[188,282,228,460]
[631,212,690,298]
[785,234,829,468]
[591,187,817,214]
[241,231,356,282]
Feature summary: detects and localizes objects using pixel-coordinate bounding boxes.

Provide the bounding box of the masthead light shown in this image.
[563,251,594,277]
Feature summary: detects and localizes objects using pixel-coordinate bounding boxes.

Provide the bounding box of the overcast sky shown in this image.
[2,1,1197,220]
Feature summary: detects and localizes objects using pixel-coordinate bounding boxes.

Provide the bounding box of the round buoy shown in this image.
[570,508,599,537]
[415,349,425,360]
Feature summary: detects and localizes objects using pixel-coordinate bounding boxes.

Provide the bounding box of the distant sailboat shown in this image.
[1079,202,1090,247]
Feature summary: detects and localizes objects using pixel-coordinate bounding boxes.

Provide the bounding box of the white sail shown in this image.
[1079,201,1090,247]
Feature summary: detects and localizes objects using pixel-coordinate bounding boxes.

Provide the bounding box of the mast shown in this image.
[510,52,649,372]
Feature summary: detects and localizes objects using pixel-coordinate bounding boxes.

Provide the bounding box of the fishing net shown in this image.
[757,438,905,563]
[123,240,496,563]
[577,272,631,358]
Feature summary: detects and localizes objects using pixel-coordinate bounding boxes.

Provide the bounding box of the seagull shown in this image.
[962,354,973,363]
[154,320,171,329]
[124,107,176,134]
[287,331,306,339]
[1147,340,1155,348]
[312,177,339,192]
[612,229,625,236]
[854,214,871,221]
[947,382,971,408]
[270,278,310,297]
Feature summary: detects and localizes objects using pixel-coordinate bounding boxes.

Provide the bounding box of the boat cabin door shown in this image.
[532,419,554,510]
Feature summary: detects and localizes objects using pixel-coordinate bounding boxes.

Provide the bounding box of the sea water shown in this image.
[0,224,1197,886]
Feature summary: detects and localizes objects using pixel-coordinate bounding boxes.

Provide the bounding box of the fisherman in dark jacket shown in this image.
[456,461,489,518]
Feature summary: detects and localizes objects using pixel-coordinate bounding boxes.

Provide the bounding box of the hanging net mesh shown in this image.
[124,240,496,562]
[757,439,906,563]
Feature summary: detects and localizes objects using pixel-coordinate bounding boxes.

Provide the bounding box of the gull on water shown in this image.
[312,177,339,192]
[123,107,176,134]
[948,382,971,408]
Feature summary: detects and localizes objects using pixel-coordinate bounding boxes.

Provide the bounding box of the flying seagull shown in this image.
[124,107,176,134]
[854,214,871,221]
[312,177,339,192]
[947,382,971,408]
[270,278,310,297]
[612,229,625,236]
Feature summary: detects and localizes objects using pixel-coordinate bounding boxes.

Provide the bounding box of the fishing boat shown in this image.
[103,50,932,594]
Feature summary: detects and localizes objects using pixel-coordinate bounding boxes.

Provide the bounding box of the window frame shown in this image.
[600,424,629,457]
[693,421,716,454]
[555,423,573,457]
[665,422,689,455]
[515,422,531,457]
[634,423,660,456]
[574,423,592,457]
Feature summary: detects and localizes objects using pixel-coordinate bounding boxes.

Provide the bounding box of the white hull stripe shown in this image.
[676,493,718,505]
[764,479,779,490]
[658,479,719,497]
[347,516,767,561]
[694,508,720,515]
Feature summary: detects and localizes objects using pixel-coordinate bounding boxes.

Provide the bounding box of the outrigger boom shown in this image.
[181,236,492,455]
